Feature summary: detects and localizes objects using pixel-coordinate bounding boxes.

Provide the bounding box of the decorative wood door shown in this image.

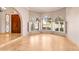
[11,14,21,33]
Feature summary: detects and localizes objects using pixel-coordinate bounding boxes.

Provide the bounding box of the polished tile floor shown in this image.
[0,33,79,51]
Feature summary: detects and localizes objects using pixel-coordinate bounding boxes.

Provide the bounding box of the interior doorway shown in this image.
[11,14,21,33]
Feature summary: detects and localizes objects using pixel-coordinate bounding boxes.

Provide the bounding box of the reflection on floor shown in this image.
[0,33,21,45]
[0,33,79,51]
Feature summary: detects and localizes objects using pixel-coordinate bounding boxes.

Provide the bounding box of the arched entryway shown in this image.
[5,7,21,34]
[0,7,22,41]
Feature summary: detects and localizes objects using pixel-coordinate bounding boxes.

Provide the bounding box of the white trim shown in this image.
[66,35,79,47]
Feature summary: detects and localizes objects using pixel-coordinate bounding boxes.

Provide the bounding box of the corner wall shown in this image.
[66,7,79,45]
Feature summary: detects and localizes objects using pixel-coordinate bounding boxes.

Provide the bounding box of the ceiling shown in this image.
[28,7,64,13]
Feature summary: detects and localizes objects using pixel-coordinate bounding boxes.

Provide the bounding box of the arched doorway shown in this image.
[5,7,21,34]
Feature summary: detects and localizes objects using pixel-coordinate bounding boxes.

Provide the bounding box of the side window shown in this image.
[5,14,10,32]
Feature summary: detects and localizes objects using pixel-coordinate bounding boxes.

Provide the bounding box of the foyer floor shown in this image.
[0,33,21,45]
[0,33,79,51]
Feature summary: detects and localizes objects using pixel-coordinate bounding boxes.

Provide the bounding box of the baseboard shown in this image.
[66,35,79,47]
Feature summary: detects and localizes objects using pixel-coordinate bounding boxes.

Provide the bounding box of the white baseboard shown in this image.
[66,35,79,47]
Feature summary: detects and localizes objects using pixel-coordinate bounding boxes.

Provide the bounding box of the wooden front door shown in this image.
[11,14,21,33]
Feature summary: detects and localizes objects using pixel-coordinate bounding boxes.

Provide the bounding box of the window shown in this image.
[28,16,66,34]
[5,14,10,32]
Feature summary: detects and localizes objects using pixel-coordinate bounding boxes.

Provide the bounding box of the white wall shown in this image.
[0,12,5,33]
[15,7,29,36]
[29,11,41,18]
[66,7,79,45]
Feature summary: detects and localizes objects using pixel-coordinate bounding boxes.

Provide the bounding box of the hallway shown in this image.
[0,33,79,51]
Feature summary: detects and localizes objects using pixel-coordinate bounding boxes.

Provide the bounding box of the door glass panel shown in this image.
[42,16,52,31]
[29,17,39,32]
[60,21,65,32]
[47,18,52,30]
[33,18,39,31]
[42,17,47,30]
[52,21,55,31]
[5,14,10,32]
[55,21,59,31]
